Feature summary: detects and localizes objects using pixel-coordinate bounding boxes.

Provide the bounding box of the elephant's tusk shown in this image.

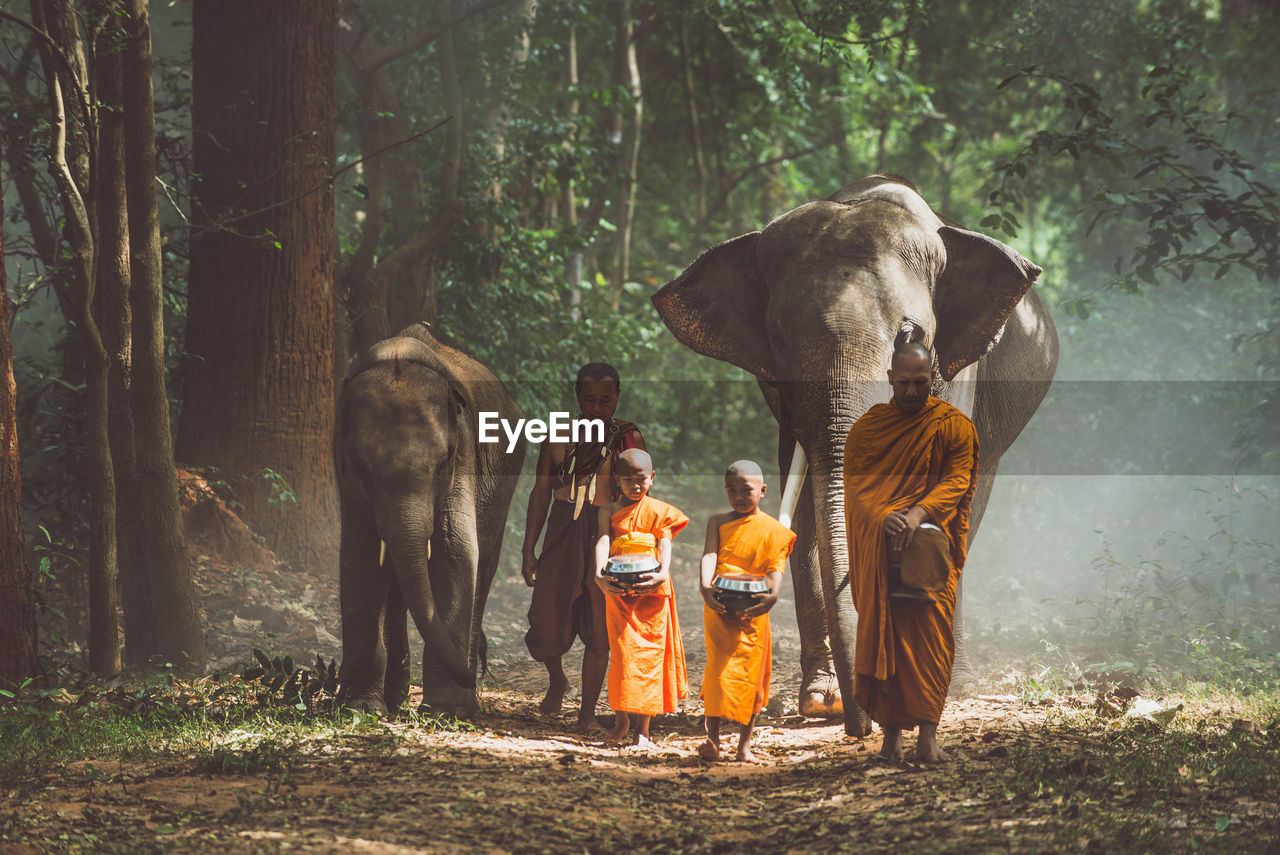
[379,539,426,566]
[777,442,808,530]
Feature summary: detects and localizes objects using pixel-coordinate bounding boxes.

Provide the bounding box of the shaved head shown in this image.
[724,459,767,513]
[725,460,764,480]
[891,341,933,370]
[615,448,654,475]
[888,341,935,414]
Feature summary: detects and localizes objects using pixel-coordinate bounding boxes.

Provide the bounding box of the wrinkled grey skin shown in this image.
[653,176,1058,736]
[335,324,525,718]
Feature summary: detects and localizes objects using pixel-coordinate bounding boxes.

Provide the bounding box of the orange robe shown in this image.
[701,512,796,725]
[844,397,978,728]
[606,495,691,715]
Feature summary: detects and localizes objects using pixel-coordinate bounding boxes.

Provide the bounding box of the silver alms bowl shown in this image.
[712,573,769,612]
[605,554,660,586]
[712,575,770,595]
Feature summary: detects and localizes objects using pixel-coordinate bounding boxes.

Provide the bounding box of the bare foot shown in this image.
[880,727,905,762]
[605,713,630,744]
[696,739,721,761]
[916,743,951,763]
[539,674,567,717]
[573,715,604,734]
[916,723,950,764]
[735,744,762,765]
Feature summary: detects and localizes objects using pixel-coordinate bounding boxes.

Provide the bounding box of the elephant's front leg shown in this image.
[790,477,844,718]
[338,503,394,713]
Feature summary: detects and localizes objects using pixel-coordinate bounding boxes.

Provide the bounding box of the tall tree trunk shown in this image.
[678,12,707,248]
[608,0,642,307]
[93,17,138,675]
[0,184,42,690]
[414,0,464,327]
[180,0,339,577]
[121,0,205,670]
[32,0,122,675]
[484,0,537,209]
[561,23,583,320]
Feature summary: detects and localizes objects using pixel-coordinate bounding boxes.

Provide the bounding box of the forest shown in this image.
[1,0,1277,852]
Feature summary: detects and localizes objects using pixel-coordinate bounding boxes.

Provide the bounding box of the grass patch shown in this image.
[992,691,1280,853]
[0,659,478,794]
[191,734,301,775]
[1009,715,1280,801]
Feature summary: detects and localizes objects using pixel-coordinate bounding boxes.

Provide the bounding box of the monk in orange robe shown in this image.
[698,460,795,763]
[593,449,689,747]
[844,342,978,763]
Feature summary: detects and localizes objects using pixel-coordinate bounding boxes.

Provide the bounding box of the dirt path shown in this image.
[5,682,1278,854]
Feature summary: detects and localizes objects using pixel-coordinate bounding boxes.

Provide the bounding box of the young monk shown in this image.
[698,461,796,763]
[593,449,689,747]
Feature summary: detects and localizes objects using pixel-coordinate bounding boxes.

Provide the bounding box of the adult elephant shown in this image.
[653,175,1058,736]
[335,323,525,717]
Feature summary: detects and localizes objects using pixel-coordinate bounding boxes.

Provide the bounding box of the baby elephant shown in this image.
[334,323,524,717]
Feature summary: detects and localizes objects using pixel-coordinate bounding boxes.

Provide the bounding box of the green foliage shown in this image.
[1000,698,1280,854]
[991,65,1279,291]
[238,649,339,714]
[199,465,243,511]
[1010,715,1280,803]
[1071,485,1279,684]
[260,467,299,506]
[1003,721,1280,849]
[0,652,476,793]
[975,481,1279,690]
[0,676,187,792]
[9,343,87,554]
[191,734,300,776]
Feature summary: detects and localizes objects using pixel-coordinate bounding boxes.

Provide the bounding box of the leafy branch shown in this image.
[989,65,1279,313]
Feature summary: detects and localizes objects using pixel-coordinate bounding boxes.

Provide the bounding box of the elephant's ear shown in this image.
[651,232,778,382]
[933,225,1042,381]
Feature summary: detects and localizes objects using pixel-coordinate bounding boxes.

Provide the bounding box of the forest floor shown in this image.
[5,483,1279,853]
[3,615,1278,853]
[2,678,1278,854]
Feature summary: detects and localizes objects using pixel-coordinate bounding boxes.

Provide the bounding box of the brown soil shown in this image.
[4,686,1277,854]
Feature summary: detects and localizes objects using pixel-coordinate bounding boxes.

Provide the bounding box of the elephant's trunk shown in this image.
[380,502,476,690]
[806,424,872,737]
